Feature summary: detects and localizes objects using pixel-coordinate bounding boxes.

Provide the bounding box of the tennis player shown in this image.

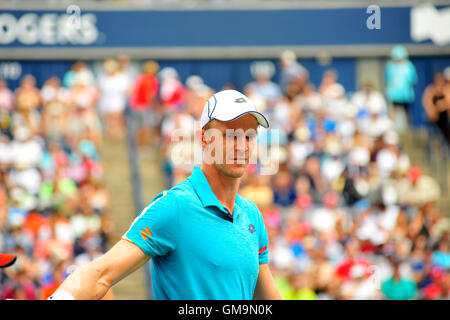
[49,90,282,300]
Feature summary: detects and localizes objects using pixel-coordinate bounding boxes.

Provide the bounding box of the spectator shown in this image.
[41,76,70,107]
[63,61,95,89]
[97,58,129,140]
[385,45,418,131]
[319,69,339,99]
[352,82,388,116]
[129,60,160,148]
[381,261,417,300]
[12,76,41,136]
[248,60,282,109]
[117,54,138,87]
[422,69,450,145]
[396,166,441,208]
[279,50,309,97]
[40,77,70,142]
[430,236,450,270]
[14,75,41,114]
[292,83,323,115]
[66,94,102,149]
[0,79,14,112]
[158,67,186,113]
[272,169,296,208]
[185,75,214,121]
[340,263,380,299]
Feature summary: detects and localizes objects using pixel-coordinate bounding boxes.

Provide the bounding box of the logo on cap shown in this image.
[235,98,247,103]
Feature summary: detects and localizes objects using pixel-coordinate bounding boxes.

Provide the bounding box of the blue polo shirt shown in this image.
[122,166,269,300]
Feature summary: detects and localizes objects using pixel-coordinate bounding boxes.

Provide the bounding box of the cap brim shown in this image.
[0,254,17,268]
[217,111,270,128]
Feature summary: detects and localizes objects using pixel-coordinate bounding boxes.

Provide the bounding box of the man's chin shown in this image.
[218,163,247,178]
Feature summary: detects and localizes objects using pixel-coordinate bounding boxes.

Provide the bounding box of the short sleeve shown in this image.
[122,191,179,258]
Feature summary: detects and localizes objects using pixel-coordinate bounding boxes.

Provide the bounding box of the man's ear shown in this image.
[195,128,205,147]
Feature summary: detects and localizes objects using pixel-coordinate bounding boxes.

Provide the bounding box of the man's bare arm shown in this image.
[254,263,282,300]
[53,239,150,300]
[422,86,439,121]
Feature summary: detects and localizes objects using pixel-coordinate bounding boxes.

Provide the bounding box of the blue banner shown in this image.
[0,7,430,48]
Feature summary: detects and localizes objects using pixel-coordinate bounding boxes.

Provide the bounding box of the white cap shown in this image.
[186,75,204,89]
[159,67,178,80]
[280,50,297,63]
[443,66,450,81]
[200,90,269,128]
[250,61,276,80]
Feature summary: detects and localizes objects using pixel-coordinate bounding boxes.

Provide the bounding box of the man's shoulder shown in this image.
[153,178,196,203]
[140,180,195,217]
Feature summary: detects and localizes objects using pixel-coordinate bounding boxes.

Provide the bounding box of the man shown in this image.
[49,90,282,300]
[422,69,450,145]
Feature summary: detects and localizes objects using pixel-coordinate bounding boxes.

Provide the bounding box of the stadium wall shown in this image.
[1,5,450,127]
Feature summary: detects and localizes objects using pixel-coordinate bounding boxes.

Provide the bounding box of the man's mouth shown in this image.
[228,157,247,163]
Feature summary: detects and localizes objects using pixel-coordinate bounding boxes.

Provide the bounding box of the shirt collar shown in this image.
[188,166,243,218]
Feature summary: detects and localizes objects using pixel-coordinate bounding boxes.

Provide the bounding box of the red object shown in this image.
[53,151,68,169]
[23,211,49,238]
[407,166,422,184]
[130,73,159,110]
[295,194,313,209]
[160,80,186,111]
[41,281,63,300]
[0,254,17,268]
[1,280,37,300]
[323,191,339,209]
[360,241,377,254]
[423,283,442,300]
[335,259,371,281]
[430,266,446,281]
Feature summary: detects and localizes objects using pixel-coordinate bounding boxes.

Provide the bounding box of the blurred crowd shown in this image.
[154,47,450,300]
[0,45,449,300]
[0,61,113,299]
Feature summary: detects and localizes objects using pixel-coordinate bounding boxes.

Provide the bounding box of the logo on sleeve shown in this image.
[140,227,152,240]
[248,224,256,234]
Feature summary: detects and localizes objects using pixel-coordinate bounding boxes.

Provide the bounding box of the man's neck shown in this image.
[200,164,241,215]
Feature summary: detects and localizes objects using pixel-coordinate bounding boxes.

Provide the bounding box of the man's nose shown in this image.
[234,135,249,152]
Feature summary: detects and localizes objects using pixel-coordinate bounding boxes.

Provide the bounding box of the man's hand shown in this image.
[254,263,282,300]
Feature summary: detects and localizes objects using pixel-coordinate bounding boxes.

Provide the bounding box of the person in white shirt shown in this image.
[97,58,129,140]
[351,82,388,116]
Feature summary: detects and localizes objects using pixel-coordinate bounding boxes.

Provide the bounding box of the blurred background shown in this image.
[0,0,449,300]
